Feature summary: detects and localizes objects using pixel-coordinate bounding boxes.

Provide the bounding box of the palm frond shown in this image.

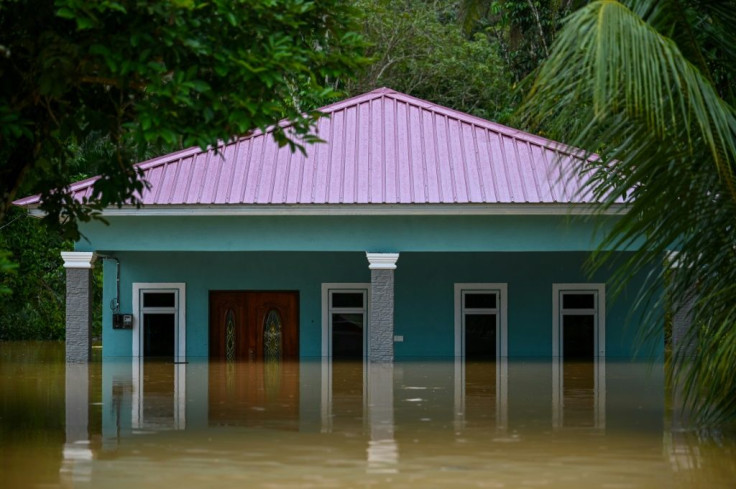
[520,0,736,426]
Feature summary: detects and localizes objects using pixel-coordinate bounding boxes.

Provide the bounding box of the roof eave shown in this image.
[25,202,627,218]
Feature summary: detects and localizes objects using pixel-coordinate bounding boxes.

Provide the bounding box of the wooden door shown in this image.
[209,291,299,360]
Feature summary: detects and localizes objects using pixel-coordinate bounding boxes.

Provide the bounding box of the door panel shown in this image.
[209,291,299,360]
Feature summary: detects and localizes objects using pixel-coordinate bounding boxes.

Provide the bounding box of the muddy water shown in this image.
[1,343,734,488]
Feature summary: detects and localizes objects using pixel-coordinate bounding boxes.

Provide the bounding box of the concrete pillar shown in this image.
[366,253,399,363]
[61,252,97,363]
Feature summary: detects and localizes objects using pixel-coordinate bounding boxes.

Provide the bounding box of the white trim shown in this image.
[366,253,400,270]
[29,203,627,218]
[321,283,370,358]
[552,283,605,358]
[453,283,508,358]
[61,251,97,269]
[132,283,186,361]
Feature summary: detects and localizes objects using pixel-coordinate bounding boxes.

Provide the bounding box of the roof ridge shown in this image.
[319,88,581,158]
[317,87,396,114]
[375,90,578,156]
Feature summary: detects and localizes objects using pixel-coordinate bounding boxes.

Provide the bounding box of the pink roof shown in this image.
[15,88,604,208]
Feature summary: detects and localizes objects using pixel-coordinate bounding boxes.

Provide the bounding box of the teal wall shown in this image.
[395,252,654,357]
[102,251,661,359]
[79,214,629,253]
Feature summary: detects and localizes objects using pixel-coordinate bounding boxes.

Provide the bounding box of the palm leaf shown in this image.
[520,0,736,426]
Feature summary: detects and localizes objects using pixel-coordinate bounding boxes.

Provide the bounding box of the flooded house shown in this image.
[10,89,722,489]
[15,87,662,365]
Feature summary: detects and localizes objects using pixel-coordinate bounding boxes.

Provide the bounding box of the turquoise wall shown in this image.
[79,214,628,253]
[102,251,660,359]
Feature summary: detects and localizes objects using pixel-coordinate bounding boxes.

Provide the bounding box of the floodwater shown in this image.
[1,343,735,488]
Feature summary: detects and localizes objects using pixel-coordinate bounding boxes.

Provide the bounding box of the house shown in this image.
[15,88,661,364]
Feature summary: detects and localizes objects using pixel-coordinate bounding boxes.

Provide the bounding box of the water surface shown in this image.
[1,342,734,488]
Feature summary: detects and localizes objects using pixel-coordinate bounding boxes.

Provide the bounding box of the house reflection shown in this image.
[132,359,185,431]
[322,359,365,434]
[61,364,93,485]
[98,357,630,455]
[207,360,299,430]
[552,357,606,430]
[454,357,509,432]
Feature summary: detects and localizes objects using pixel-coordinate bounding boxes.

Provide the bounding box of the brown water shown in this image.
[1,342,734,488]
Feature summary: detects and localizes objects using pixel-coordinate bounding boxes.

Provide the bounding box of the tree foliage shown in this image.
[1,0,366,339]
[520,0,736,426]
[459,0,577,82]
[346,0,515,122]
[1,0,366,239]
[0,207,69,340]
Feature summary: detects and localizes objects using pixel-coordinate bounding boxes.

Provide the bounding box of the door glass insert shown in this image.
[263,309,283,362]
[225,309,236,362]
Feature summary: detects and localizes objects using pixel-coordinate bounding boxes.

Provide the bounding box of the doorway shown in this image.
[209,291,299,361]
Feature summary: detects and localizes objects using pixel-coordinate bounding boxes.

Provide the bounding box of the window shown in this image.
[453,284,509,433]
[132,283,186,361]
[321,284,369,359]
[552,284,606,430]
[320,283,370,433]
[454,283,508,358]
[552,284,605,358]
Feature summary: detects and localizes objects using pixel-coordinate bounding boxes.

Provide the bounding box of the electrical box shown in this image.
[112,314,133,330]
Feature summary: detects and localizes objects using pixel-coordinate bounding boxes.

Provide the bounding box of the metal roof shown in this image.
[15,88,605,209]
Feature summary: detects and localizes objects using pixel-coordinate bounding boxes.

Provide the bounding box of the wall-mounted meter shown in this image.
[113,314,133,330]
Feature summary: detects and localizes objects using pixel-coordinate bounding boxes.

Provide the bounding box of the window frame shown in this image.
[132,283,186,361]
[552,283,605,358]
[454,283,508,358]
[321,283,370,358]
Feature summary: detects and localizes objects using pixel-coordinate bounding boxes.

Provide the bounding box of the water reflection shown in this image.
[207,360,299,429]
[365,362,397,474]
[455,358,508,431]
[3,343,736,488]
[132,359,186,431]
[61,364,93,485]
[552,357,605,430]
